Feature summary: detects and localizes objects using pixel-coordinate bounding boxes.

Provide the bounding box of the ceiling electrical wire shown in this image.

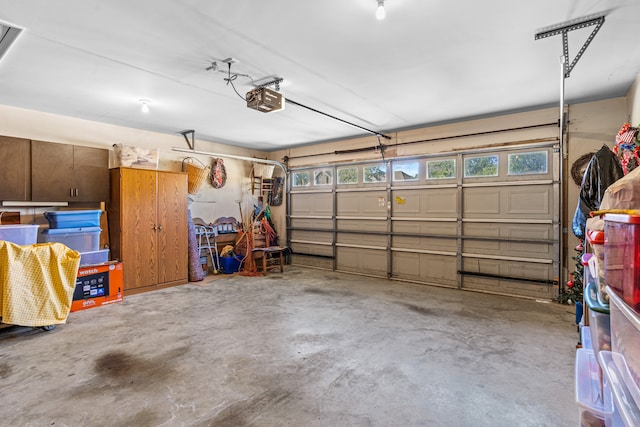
[224,62,248,101]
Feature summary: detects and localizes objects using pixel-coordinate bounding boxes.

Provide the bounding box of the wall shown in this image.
[0,105,267,226]
[565,97,627,253]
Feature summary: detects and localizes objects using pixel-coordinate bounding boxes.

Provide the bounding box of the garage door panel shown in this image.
[464,185,553,220]
[392,252,457,287]
[393,221,456,252]
[337,247,387,275]
[462,258,552,282]
[291,218,333,230]
[337,232,386,247]
[463,277,556,299]
[508,187,550,215]
[463,223,553,258]
[392,188,457,217]
[463,190,501,215]
[392,235,456,252]
[461,257,555,299]
[291,193,334,216]
[337,192,386,216]
[337,219,387,232]
[393,221,456,236]
[463,222,501,252]
[291,254,333,269]
[291,242,333,257]
[290,229,332,244]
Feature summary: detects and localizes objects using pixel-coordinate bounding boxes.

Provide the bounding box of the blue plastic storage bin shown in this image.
[44,210,102,229]
[40,227,101,252]
[220,255,242,274]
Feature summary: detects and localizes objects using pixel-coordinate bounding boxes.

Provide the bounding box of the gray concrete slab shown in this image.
[0,266,578,426]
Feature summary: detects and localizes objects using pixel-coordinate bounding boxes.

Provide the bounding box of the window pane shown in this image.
[337,167,358,184]
[508,151,547,175]
[464,155,498,177]
[392,162,419,181]
[426,159,456,179]
[314,169,333,185]
[363,164,387,183]
[292,171,310,187]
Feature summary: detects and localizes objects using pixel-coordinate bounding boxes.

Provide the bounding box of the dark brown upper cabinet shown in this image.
[31,140,109,202]
[0,136,31,201]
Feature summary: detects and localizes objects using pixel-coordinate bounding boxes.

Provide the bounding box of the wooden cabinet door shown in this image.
[120,168,158,291]
[31,140,74,201]
[0,136,30,201]
[156,171,188,284]
[73,145,110,202]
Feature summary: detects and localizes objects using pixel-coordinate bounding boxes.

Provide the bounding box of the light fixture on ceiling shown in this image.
[139,99,150,113]
[376,0,386,20]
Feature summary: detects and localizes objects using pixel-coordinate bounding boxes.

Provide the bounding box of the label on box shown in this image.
[70,262,123,312]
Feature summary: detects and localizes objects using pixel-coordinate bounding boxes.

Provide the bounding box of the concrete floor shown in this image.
[0,266,578,426]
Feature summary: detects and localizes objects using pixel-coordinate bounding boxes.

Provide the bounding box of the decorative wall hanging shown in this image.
[570,152,596,187]
[270,177,284,206]
[210,157,227,189]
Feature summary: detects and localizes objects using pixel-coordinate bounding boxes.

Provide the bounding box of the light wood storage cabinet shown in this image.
[0,136,30,201]
[108,167,188,294]
[31,140,109,202]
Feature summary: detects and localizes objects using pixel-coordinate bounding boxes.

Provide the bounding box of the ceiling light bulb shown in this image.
[376,1,386,20]
[139,99,150,113]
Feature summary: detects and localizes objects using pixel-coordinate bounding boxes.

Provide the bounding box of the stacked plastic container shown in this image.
[0,224,39,245]
[592,213,640,426]
[39,210,108,266]
[575,229,613,426]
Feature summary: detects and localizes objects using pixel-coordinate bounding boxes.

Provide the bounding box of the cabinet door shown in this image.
[31,140,74,201]
[0,136,30,201]
[120,168,158,291]
[73,145,110,202]
[156,171,188,284]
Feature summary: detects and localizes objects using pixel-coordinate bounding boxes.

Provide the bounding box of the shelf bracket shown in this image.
[179,130,196,150]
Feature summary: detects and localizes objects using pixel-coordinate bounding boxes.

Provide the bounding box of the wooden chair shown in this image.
[251,220,286,274]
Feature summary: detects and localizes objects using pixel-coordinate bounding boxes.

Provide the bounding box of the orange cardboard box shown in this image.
[70,261,123,312]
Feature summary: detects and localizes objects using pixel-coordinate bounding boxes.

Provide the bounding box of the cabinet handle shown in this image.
[75,188,79,197]
[70,188,74,197]
[153,224,157,230]
[158,225,163,231]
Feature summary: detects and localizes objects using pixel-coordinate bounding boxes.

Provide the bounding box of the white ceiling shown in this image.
[0,0,638,151]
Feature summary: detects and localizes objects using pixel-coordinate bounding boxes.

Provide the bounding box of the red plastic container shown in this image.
[604,214,640,312]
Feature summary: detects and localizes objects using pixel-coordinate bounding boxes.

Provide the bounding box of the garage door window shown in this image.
[364,165,387,183]
[426,159,456,179]
[314,169,333,185]
[337,167,358,184]
[292,171,310,187]
[393,162,419,181]
[464,155,498,177]
[508,151,547,175]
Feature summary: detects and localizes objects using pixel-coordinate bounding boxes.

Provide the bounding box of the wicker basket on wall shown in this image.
[182,157,211,194]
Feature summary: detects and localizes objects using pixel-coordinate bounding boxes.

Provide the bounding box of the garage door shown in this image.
[288,142,559,300]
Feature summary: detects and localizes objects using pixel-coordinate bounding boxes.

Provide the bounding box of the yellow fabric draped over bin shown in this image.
[0,241,80,327]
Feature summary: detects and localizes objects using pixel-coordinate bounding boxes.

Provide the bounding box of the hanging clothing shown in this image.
[572,144,624,239]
